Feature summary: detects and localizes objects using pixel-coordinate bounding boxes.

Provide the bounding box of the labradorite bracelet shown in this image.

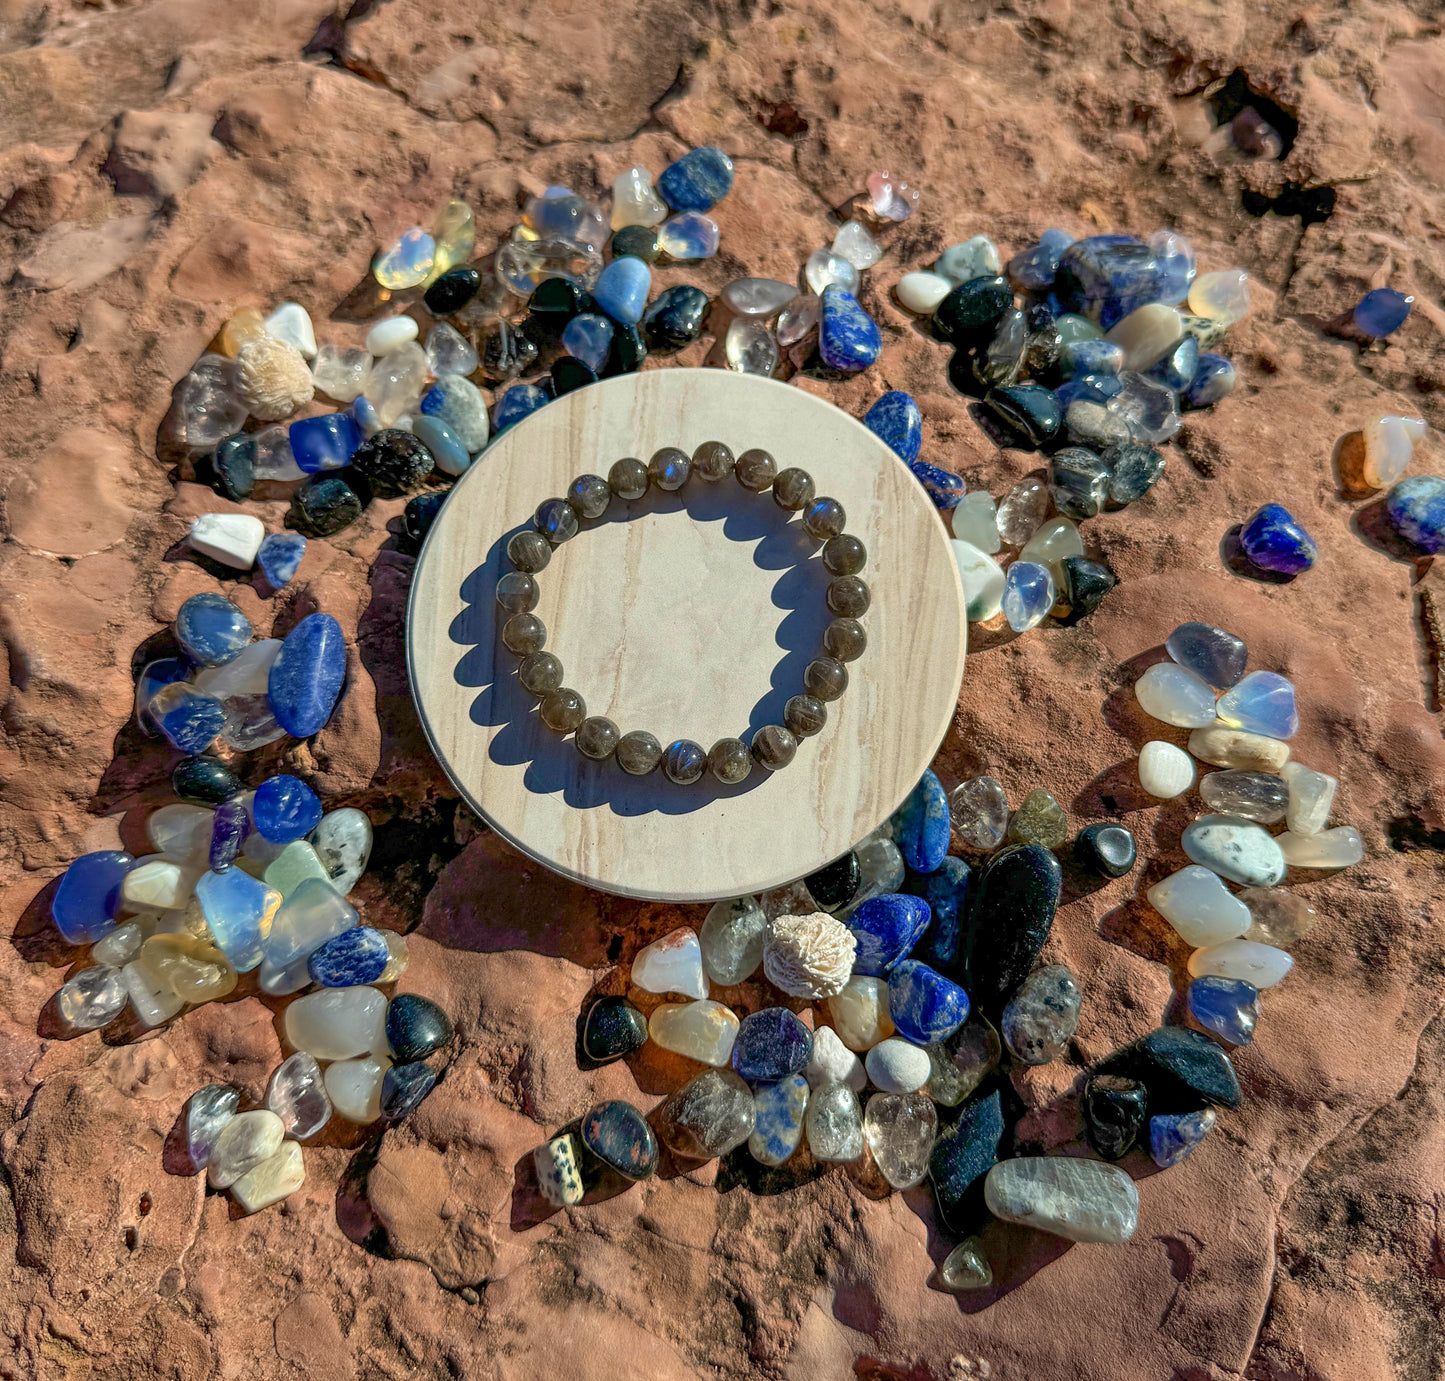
[496,440,869,785]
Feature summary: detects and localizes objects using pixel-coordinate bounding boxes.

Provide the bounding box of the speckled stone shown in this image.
[580,1100,658,1180]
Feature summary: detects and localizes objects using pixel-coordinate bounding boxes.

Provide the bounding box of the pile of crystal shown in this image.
[881,231,1251,632]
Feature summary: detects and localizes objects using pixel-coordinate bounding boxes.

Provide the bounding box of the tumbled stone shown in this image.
[1188,722,1291,773]
[1166,621,1247,689]
[1095,1024,1241,1112]
[309,807,372,895]
[863,1092,937,1190]
[122,859,195,911]
[263,876,356,969]
[804,855,861,916]
[657,1068,755,1159]
[288,474,363,537]
[267,612,345,739]
[886,960,968,1045]
[963,844,1061,1004]
[641,284,710,352]
[92,922,143,968]
[1049,447,1111,520]
[862,391,923,463]
[995,476,1050,546]
[907,856,972,970]
[987,384,1063,448]
[195,868,280,972]
[929,1089,1004,1231]
[847,894,930,976]
[1216,671,1298,740]
[1000,964,1082,1064]
[1075,822,1137,878]
[1188,975,1259,1045]
[732,1007,813,1081]
[579,1100,657,1181]
[189,512,264,570]
[632,926,707,998]
[838,833,908,920]
[805,1024,866,1093]
[896,769,950,872]
[1279,761,1336,836]
[267,1051,331,1140]
[1019,518,1084,591]
[185,1084,242,1168]
[657,146,733,211]
[985,1156,1138,1243]
[208,1109,284,1189]
[1353,286,1411,337]
[924,1017,1000,1107]
[658,211,719,261]
[804,247,859,296]
[723,317,778,376]
[420,375,490,452]
[1188,939,1294,989]
[1183,814,1286,886]
[748,1073,810,1167]
[865,1038,931,1094]
[951,492,1001,555]
[231,1140,306,1215]
[1001,561,1054,632]
[535,1133,585,1207]
[1147,865,1251,946]
[1104,440,1166,507]
[948,775,1009,851]
[649,999,739,1066]
[1200,770,1288,823]
[284,985,387,1061]
[175,354,249,446]
[939,1238,993,1292]
[253,774,322,844]
[1135,662,1218,728]
[827,975,894,1051]
[1240,503,1317,574]
[379,1062,436,1119]
[1006,788,1068,850]
[935,236,1001,285]
[1278,825,1364,869]
[818,286,881,372]
[385,994,452,1063]
[57,965,127,1030]
[806,1082,864,1161]
[1240,887,1318,947]
[1104,302,1183,372]
[895,270,952,315]
[1083,1074,1147,1159]
[324,1054,388,1124]
[1150,1108,1216,1166]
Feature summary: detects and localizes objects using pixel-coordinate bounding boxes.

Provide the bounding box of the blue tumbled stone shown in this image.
[52,850,133,943]
[1353,287,1412,338]
[1055,372,1124,409]
[492,383,551,436]
[253,773,323,843]
[155,685,227,753]
[1055,235,1166,329]
[863,391,922,462]
[1239,503,1316,575]
[267,611,346,738]
[887,959,969,1044]
[749,1073,809,1167]
[1149,1108,1216,1167]
[175,592,253,667]
[909,461,966,509]
[657,146,734,212]
[289,412,362,473]
[731,1007,813,1082]
[561,312,614,372]
[209,799,249,872]
[381,1061,438,1119]
[349,396,381,437]
[1059,339,1124,380]
[591,256,651,325]
[818,286,881,373]
[906,856,971,970]
[1006,228,1074,291]
[847,893,931,976]
[896,769,950,872]
[257,533,306,589]
[1216,670,1299,739]
[420,375,490,452]
[136,656,192,736]
[1148,333,1199,391]
[308,925,389,987]
[1187,975,1259,1046]
[1385,475,1445,554]
[194,868,276,971]
[1149,229,1195,306]
[1182,354,1235,409]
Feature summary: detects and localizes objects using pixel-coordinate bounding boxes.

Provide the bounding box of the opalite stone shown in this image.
[1147,865,1251,946]
[1083,1075,1147,1159]
[732,1007,813,1082]
[535,1133,584,1207]
[373,227,434,289]
[285,985,387,1060]
[939,1239,992,1292]
[847,894,930,976]
[195,868,280,971]
[208,1109,285,1189]
[254,774,322,843]
[1137,741,1195,799]
[924,1017,999,1107]
[1182,814,1286,887]
[951,541,1005,623]
[1019,517,1083,588]
[896,770,949,872]
[1241,887,1318,947]
[522,187,604,246]
[1187,268,1250,324]
[267,1051,331,1139]
[1002,560,1054,633]
[929,1090,1004,1230]
[175,354,249,447]
[420,375,489,452]
[52,850,133,944]
[261,841,329,897]
[827,976,894,1051]
[1385,475,1445,553]
[804,1082,863,1160]
[657,146,733,212]
[308,926,388,987]
[1000,963,1081,1064]
[631,926,707,998]
[257,533,305,589]
[948,775,1009,850]
[1353,286,1412,337]
[57,965,127,1030]
[886,960,968,1044]
[1240,503,1317,574]
[649,1000,739,1066]
[1150,1107,1216,1167]
[1189,722,1290,772]
[935,235,1001,285]
[986,1156,1138,1243]
[231,1139,304,1214]
[951,491,1000,553]
[1105,303,1183,372]
[1280,761,1335,836]
[426,197,475,280]
[189,512,264,570]
[861,1092,936,1190]
[611,165,669,228]
[186,1085,242,1167]
[267,612,345,739]
[894,271,952,315]
[996,476,1050,545]
[1167,621,1247,689]
[580,1100,657,1180]
[1006,228,1074,291]
[1278,825,1364,869]
[723,317,778,375]
[747,1074,809,1167]
[325,1054,388,1124]
[805,1024,866,1093]
[1216,671,1298,740]
[92,922,143,967]
[1189,939,1293,987]
[862,391,922,463]
[1359,415,1427,488]
[700,896,766,986]
[1006,788,1068,850]
[1188,975,1259,1045]
[832,219,881,270]
[804,247,859,296]
[1134,662,1217,728]
[775,293,820,347]
[657,211,719,261]
[818,286,881,373]
[866,170,919,222]
[965,844,1061,1002]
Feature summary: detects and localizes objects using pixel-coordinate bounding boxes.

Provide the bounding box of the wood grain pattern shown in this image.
[407,369,966,902]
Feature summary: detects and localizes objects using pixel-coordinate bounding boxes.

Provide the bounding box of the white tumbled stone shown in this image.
[365,314,420,356]
[1146,865,1251,946]
[189,513,265,570]
[1137,740,1195,798]
[1135,663,1218,728]
[895,270,953,316]
[324,1054,389,1123]
[1278,825,1363,869]
[631,926,707,999]
[648,1000,739,1066]
[805,1023,866,1093]
[984,1156,1138,1243]
[207,1109,285,1189]
[263,302,317,358]
[283,985,387,1061]
[1188,938,1294,987]
[1182,813,1286,886]
[230,1139,305,1213]
[865,1038,931,1094]
[1280,762,1337,837]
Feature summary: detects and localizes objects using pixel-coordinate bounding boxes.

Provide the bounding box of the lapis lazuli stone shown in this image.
[381,1061,437,1119]
[1055,235,1166,329]
[887,959,969,1044]
[731,1007,813,1082]
[848,894,931,976]
[1239,503,1317,575]
[1187,976,1259,1046]
[1353,287,1412,338]
[492,382,551,435]
[863,391,922,463]
[1385,475,1445,554]
[1148,334,1199,391]
[896,769,950,872]
[907,856,971,970]
[253,773,323,843]
[136,657,191,736]
[818,286,881,373]
[1055,372,1124,410]
[657,146,734,212]
[308,925,389,987]
[1149,1108,1215,1167]
[1059,339,1124,380]
[209,798,249,872]
[267,611,345,739]
[175,592,253,667]
[561,313,614,372]
[909,461,966,509]
[591,255,651,325]
[1182,354,1235,409]
[257,533,306,589]
[52,850,133,943]
[750,1073,808,1167]
[289,412,362,474]
[155,686,227,753]
[1216,670,1299,739]
[1006,228,1074,291]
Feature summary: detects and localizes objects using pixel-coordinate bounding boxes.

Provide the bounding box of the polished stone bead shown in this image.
[1150,1107,1216,1166]
[1278,825,1364,869]
[495,572,539,616]
[887,960,968,1044]
[641,285,710,353]
[380,1061,436,1119]
[986,1156,1138,1243]
[534,496,579,544]
[385,994,451,1063]
[705,736,752,784]
[948,775,1009,851]
[929,1089,1003,1231]
[964,844,1061,1005]
[267,1051,331,1140]
[57,965,127,1029]
[748,1074,809,1167]
[1216,671,1298,739]
[582,995,648,1063]
[616,730,663,776]
[658,211,719,261]
[896,769,949,872]
[827,975,894,1049]
[1083,1074,1147,1159]
[822,618,867,665]
[1240,503,1317,574]
[658,146,733,211]
[1096,1024,1241,1113]
[568,715,616,762]
[1000,963,1081,1064]
[208,1109,286,1190]
[1200,770,1288,822]
[1076,822,1137,878]
[1135,661,1217,728]
[657,1068,755,1160]
[647,445,691,491]
[257,533,306,589]
[751,724,797,771]
[818,286,881,373]
[847,894,931,976]
[732,1007,813,1082]
[772,466,815,511]
[1353,286,1412,337]
[253,775,322,843]
[506,534,552,579]
[662,738,707,784]
[175,593,254,670]
[923,1016,999,1106]
[289,475,363,538]
[988,384,1062,449]
[1055,234,1167,328]
[632,926,707,998]
[802,497,847,542]
[172,756,242,805]
[824,577,869,620]
[862,391,922,463]
[804,854,860,914]
[1006,228,1074,290]
[1385,475,1445,553]
[580,1100,657,1180]
[150,683,226,753]
[909,461,966,509]
[820,534,865,577]
[535,1133,584,1207]
[1002,560,1054,632]
[805,1082,864,1161]
[501,612,546,655]
[1188,722,1291,772]
[801,659,846,704]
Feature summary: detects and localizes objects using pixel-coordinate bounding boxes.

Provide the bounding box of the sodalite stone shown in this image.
[928,1089,1004,1231]
[1239,503,1317,575]
[731,1007,813,1081]
[1183,354,1235,408]
[896,769,949,872]
[657,146,734,212]
[1188,975,1259,1045]
[267,612,345,739]
[1353,287,1412,337]
[257,533,306,588]
[420,375,490,452]
[818,286,881,373]
[1055,234,1168,329]
[591,255,652,324]
[308,926,389,986]
[1006,228,1074,291]
[748,1073,809,1167]
[176,592,252,666]
[887,960,969,1044]
[288,412,362,473]
[580,1101,658,1180]
[151,685,226,753]
[493,383,551,435]
[847,894,931,975]
[863,391,922,462]
[910,461,967,509]
[1150,1107,1216,1166]
[254,774,323,843]
[1059,339,1124,379]
[52,850,132,943]
[1385,475,1445,553]
[561,313,614,372]
[907,856,971,969]
[1217,670,1298,739]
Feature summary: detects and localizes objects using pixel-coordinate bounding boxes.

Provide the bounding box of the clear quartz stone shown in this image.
[865,171,919,223]
[835,834,905,918]
[311,344,371,402]
[760,879,817,923]
[631,927,707,998]
[1280,761,1336,835]
[57,966,127,1030]
[252,425,304,481]
[939,1238,993,1292]
[185,1084,242,1168]
[776,294,820,347]
[699,896,767,986]
[805,248,860,295]
[1107,371,1181,444]
[495,234,602,296]
[175,353,249,446]
[862,1091,937,1189]
[995,476,1051,546]
[1199,770,1288,823]
[425,322,479,378]
[364,341,429,428]
[948,775,1009,850]
[1240,887,1318,947]
[267,1051,332,1140]
[832,220,882,270]
[724,318,779,376]
[721,278,796,317]
[806,1083,864,1161]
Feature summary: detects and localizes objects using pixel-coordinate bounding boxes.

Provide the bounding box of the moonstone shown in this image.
[806,1082,864,1161]
[948,775,1009,850]
[984,1156,1138,1244]
[325,1055,389,1124]
[283,985,387,1060]
[828,976,894,1051]
[267,1051,331,1139]
[1188,938,1293,987]
[951,540,1006,622]
[1278,826,1363,868]
[1134,662,1218,727]
[309,808,372,895]
[1002,561,1054,632]
[1199,770,1288,822]
[1240,887,1318,947]
[631,926,707,998]
[1000,964,1082,1064]
[656,1068,755,1159]
[189,512,264,569]
[748,1074,810,1167]
[1147,865,1252,945]
[1138,740,1195,798]
[649,1000,739,1065]
[657,211,719,260]
[806,1023,866,1093]
[863,1092,937,1189]
[699,896,767,985]
[1188,269,1250,324]
[207,1109,285,1189]
[231,1139,304,1214]
[865,1038,931,1093]
[57,966,128,1030]
[895,271,952,315]
[1216,671,1298,739]
[1183,814,1287,886]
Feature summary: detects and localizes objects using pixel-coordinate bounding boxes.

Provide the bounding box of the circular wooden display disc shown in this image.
[407,368,966,903]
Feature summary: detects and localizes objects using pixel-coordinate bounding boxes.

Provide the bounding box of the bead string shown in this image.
[496,440,870,784]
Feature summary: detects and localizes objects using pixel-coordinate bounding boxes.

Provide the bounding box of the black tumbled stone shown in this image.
[1095,1025,1242,1113]
[580,1099,658,1180]
[350,429,434,498]
[601,322,647,377]
[610,225,660,263]
[1075,822,1137,879]
[582,996,648,1063]
[290,475,364,537]
[384,994,453,1063]
[1058,556,1117,623]
[1103,440,1166,508]
[423,265,482,316]
[933,276,1014,345]
[478,319,539,382]
[528,277,597,321]
[642,285,710,352]
[403,491,447,547]
[973,307,1026,389]
[171,756,243,805]
[805,851,861,913]
[551,356,598,396]
[929,1090,1005,1232]
[380,1061,437,1119]
[986,384,1063,448]
[208,432,255,501]
[963,844,1061,1007]
[1083,1074,1148,1159]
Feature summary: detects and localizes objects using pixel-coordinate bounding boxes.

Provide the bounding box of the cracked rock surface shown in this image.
[2,0,1445,1377]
